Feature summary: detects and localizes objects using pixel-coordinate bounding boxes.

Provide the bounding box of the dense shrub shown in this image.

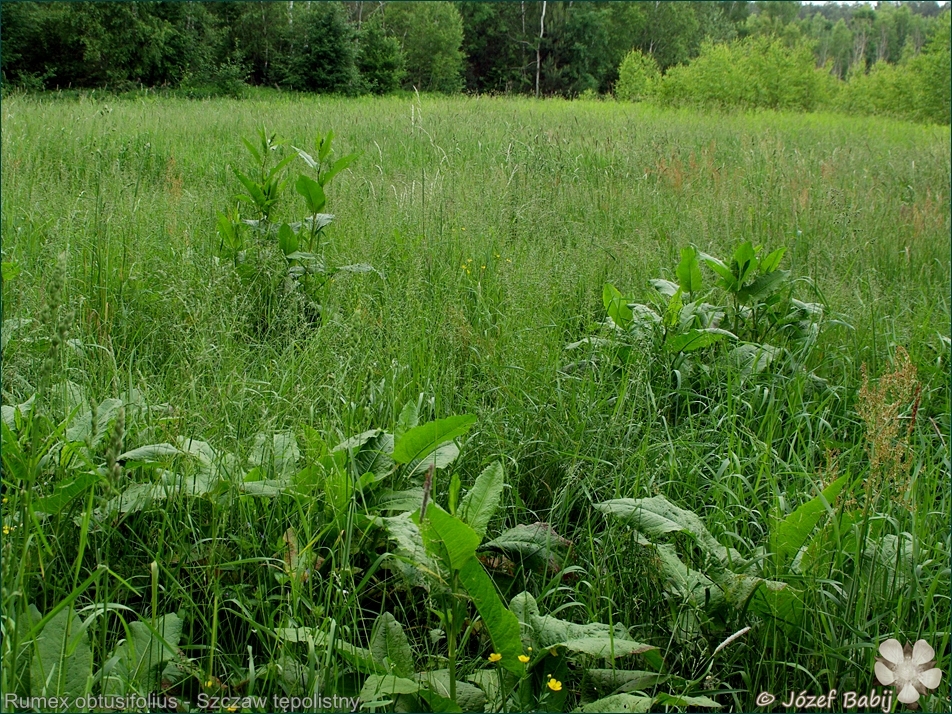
[614,49,660,101]
[655,36,835,112]
[281,2,358,94]
[356,14,406,94]
[385,1,464,94]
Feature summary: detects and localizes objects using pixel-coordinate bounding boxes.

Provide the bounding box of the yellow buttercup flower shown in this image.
[547,677,563,692]
[518,654,530,663]
[488,652,502,663]
[2,525,12,535]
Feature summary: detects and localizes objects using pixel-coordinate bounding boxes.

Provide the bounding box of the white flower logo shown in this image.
[875,639,943,708]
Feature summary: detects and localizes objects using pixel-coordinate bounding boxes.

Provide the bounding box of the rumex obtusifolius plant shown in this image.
[216,128,374,335]
[567,241,843,419]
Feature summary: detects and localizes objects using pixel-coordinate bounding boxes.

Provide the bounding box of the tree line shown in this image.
[2,1,949,123]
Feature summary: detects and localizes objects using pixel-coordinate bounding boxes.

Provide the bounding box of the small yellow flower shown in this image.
[494,253,500,258]
[528,647,533,652]
[481,265,486,270]
[2,497,8,504]
[506,258,512,263]
[2,525,12,535]
[461,227,466,231]
[205,679,213,688]
[518,654,530,663]
[547,677,563,692]
[226,708,237,713]
[488,652,502,663]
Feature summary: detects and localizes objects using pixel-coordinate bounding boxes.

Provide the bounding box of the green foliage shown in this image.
[215,127,366,333]
[357,14,407,95]
[570,240,835,416]
[281,2,358,94]
[2,95,949,712]
[386,1,465,94]
[615,50,660,102]
[657,36,834,112]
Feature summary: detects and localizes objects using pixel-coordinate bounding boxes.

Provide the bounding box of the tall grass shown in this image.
[2,92,949,711]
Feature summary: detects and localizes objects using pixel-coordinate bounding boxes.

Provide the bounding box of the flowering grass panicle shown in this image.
[856,346,920,507]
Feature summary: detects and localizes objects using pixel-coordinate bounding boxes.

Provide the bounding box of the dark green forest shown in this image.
[2,1,950,121]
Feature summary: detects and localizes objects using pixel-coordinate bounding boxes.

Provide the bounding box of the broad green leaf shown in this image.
[595,499,683,536]
[458,558,526,676]
[233,168,267,209]
[381,513,439,589]
[317,131,335,161]
[557,636,654,658]
[395,401,419,441]
[729,343,781,374]
[655,544,721,608]
[117,443,181,463]
[104,614,182,694]
[416,670,485,712]
[509,592,653,660]
[769,476,848,564]
[748,585,805,636]
[278,223,298,256]
[292,146,318,170]
[1,260,21,282]
[578,694,654,713]
[392,415,476,465]
[376,488,424,513]
[295,174,326,214]
[699,252,736,291]
[676,246,703,294]
[596,495,744,566]
[334,429,385,453]
[585,669,671,692]
[408,441,460,476]
[448,472,461,515]
[323,152,358,186]
[655,693,722,708]
[458,461,505,540]
[603,283,633,328]
[480,522,570,571]
[63,396,119,448]
[249,432,299,479]
[34,472,101,516]
[341,431,394,481]
[241,136,262,164]
[759,246,786,273]
[649,278,680,298]
[731,241,758,286]
[301,214,335,232]
[422,506,480,571]
[31,607,93,698]
[360,674,420,701]
[267,152,297,181]
[663,288,683,330]
[216,213,240,251]
[737,270,790,304]
[665,328,728,353]
[370,613,415,678]
[1,317,31,353]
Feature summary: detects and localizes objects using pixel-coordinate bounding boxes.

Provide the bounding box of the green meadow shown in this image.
[2,93,949,712]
